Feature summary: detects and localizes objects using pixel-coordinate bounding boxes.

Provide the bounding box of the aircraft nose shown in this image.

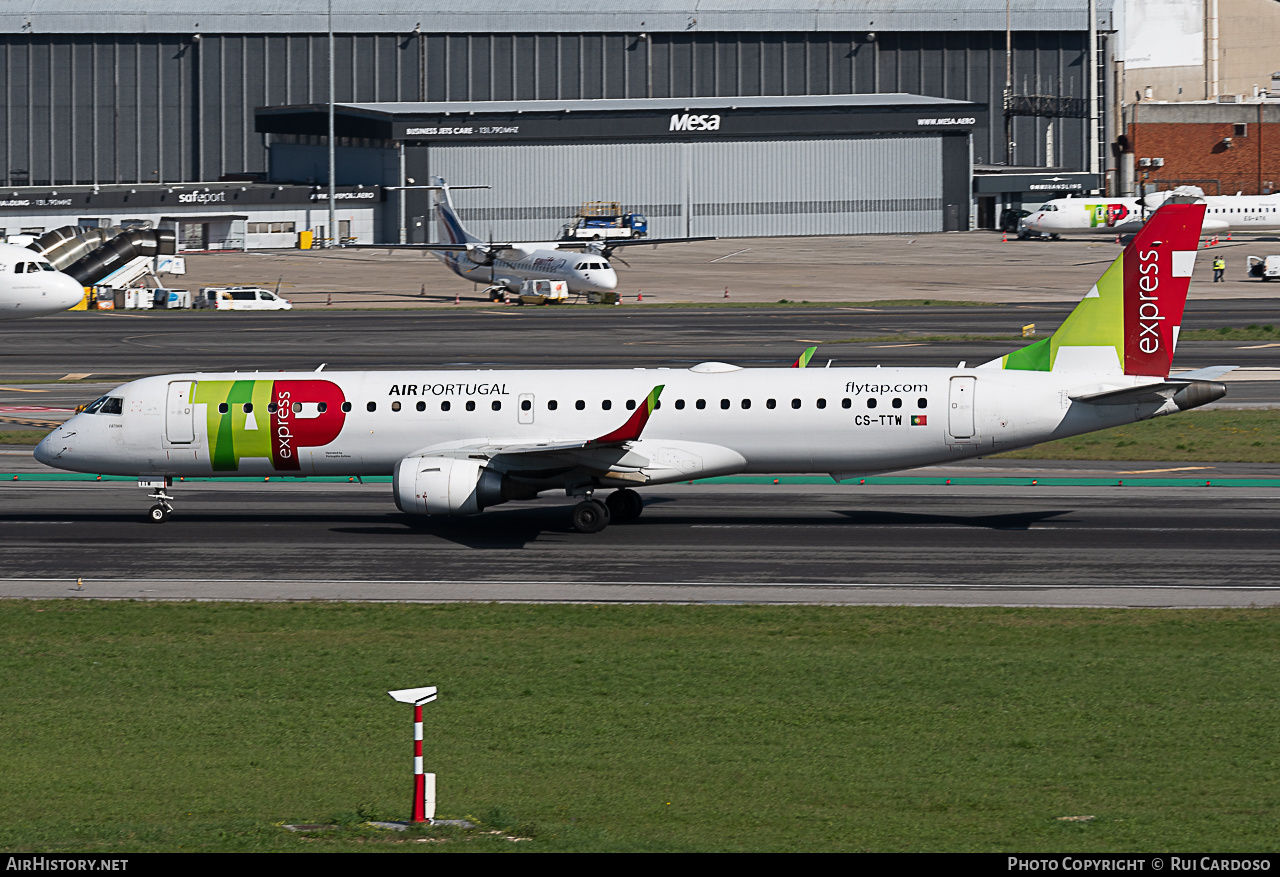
[33,429,58,465]
[54,273,85,311]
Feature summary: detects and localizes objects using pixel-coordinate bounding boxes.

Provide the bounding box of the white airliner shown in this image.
[0,243,86,319]
[375,178,713,299]
[1022,189,1280,238]
[36,203,1229,532]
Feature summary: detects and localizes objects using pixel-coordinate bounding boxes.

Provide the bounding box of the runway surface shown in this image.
[5,479,1280,607]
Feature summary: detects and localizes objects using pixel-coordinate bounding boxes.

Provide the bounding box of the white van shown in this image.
[207,286,293,311]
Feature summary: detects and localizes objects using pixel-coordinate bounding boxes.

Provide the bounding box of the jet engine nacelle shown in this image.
[392,454,533,516]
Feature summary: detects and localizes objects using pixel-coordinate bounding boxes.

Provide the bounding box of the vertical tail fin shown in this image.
[430,177,481,245]
[984,202,1206,377]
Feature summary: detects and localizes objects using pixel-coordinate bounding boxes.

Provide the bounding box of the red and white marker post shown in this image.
[388,686,438,823]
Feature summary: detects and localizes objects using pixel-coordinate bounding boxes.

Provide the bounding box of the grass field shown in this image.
[3,602,1279,853]
[994,409,1280,463]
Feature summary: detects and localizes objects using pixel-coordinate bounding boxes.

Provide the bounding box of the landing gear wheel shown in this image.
[571,499,611,533]
[605,488,643,523]
[148,503,170,524]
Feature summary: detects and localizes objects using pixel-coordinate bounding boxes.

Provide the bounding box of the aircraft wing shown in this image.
[558,236,717,249]
[347,243,520,252]
[405,385,665,460]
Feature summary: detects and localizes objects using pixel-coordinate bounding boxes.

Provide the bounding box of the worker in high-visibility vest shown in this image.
[1213,257,1226,283]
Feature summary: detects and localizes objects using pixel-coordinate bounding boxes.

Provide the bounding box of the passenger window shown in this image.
[466,400,476,412]
[367,402,376,412]
[391,401,401,412]
[842,398,852,409]
[575,400,585,410]
[491,400,501,411]
[441,401,451,412]
[917,397,927,409]
[341,402,352,413]
[267,402,278,414]
[626,399,636,410]
[218,403,228,414]
[892,398,902,409]
[867,398,878,409]
[766,399,776,409]
[318,402,327,413]
[294,402,304,413]
[720,399,730,409]
[521,399,532,411]
[416,401,426,412]
[243,403,253,413]
[602,400,612,411]
[817,398,827,409]
[696,399,706,410]
[548,400,558,411]
[675,399,686,410]
[791,399,801,409]
[741,399,751,409]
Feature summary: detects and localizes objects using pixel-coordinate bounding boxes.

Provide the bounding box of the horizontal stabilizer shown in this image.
[1172,365,1238,381]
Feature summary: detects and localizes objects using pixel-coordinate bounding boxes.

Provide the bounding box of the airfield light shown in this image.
[387,685,438,823]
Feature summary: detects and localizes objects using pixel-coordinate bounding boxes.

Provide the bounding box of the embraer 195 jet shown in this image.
[379,178,712,299]
[37,203,1230,532]
[0,243,86,319]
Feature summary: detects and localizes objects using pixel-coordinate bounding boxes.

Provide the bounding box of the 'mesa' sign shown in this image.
[669,113,722,132]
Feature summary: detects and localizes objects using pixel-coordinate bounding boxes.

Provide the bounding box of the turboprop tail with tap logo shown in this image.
[985,202,1206,378]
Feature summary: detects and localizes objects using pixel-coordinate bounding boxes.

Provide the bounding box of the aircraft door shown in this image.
[518,393,535,425]
[166,381,196,444]
[948,376,976,440]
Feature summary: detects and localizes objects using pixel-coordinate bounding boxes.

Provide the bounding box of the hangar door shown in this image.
[423,135,944,242]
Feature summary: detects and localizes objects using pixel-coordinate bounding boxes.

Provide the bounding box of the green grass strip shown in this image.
[3,602,1280,852]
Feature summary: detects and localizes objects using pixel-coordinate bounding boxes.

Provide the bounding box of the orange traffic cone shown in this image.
[1002,231,1008,242]
[455,291,460,304]
[637,290,643,301]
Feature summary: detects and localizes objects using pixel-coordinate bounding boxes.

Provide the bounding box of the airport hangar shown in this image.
[0,1,1110,245]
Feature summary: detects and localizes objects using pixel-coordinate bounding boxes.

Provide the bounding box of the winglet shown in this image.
[791,346,817,368]
[592,385,664,444]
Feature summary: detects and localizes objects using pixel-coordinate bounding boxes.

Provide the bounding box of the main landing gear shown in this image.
[140,477,174,524]
[571,488,643,533]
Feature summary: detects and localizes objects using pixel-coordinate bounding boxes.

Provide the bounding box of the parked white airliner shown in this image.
[0,243,86,319]
[377,178,712,299]
[36,203,1229,532]
[1022,189,1280,238]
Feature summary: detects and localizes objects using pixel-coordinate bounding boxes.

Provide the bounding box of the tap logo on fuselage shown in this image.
[192,379,347,471]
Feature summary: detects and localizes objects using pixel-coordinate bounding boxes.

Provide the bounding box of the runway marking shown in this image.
[59,374,92,381]
[1236,343,1280,349]
[709,248,751,263]
[0,386,46,393]
[1117,466,1213,474]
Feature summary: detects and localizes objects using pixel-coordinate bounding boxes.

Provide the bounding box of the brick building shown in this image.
[1125,101,1279,195]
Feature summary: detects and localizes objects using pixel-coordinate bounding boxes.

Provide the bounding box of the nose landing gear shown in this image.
[140,477,174,523]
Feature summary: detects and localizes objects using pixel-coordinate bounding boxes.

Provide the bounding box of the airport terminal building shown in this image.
[0,1,1114,244]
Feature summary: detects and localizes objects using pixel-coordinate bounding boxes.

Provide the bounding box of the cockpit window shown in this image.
[1037,204,1057,212]
[575,263,586,270]
[39,261,56,271]
[84,395,123,415]
[601,262,611,269]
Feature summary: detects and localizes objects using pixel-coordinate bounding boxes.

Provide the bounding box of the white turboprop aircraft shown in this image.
[0,243,86,319]
[36,203,1230,532]
[375,178,713,299]
[1022,189,1280,238]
